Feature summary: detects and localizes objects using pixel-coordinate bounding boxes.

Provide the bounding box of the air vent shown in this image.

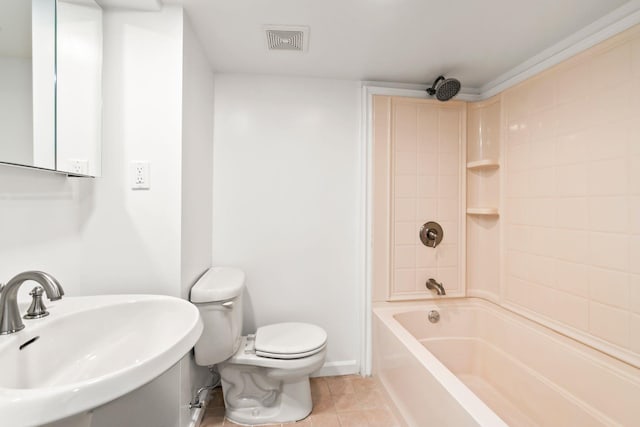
[265,25,309,52]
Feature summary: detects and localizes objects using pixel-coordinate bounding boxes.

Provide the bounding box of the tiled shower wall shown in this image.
[372,97,465,301]
[502,25,640,358]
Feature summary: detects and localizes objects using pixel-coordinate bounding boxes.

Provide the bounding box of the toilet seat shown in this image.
[255,323,327,359]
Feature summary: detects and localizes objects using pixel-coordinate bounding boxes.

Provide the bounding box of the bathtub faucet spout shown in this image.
[426,278,446,296]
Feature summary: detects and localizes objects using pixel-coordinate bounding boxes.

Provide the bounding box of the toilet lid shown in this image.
[255,322,327,359]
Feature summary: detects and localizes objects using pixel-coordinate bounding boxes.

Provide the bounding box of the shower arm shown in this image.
[426,76,445,95]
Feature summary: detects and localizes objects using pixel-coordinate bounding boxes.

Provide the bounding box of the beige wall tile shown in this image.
[395,151,417,175]
[394,175,417,198]
[591,44,632,88]
[416,176,437,198]
[629,196,640,234]
[630,236,640,275]
[629,275,640,314]
[492,27,640,358]
[630,314,640,354]
[589,267,629,309]
[394,198,416,221]
[588,232,629,272]
[393,103,417,152]
[588,158,628,196]
[415,246,437,268]
[417,151,438,175]
[555,197,588,230]
[556,164,588,196]
[632,38,640,76]
[556,132,588,165]
[554,230,589,263]
[393,269,416,293]
[589,302,630,348]
[588,197,629,233]
[554,260,589,297]
[555,61,590,104]
[394,246,415,269]
[630,156,640,195]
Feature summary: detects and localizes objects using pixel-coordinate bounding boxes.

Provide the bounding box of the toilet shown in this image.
[190,267,327,425]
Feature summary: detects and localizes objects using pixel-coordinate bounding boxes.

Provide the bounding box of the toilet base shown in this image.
[216,336,327,425]
[222,375,312,425]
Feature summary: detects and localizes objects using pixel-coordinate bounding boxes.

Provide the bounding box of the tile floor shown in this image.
[201,375,401,427]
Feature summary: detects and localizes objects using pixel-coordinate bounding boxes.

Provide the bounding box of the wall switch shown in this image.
[131,161,150,189]
[68,159,89,175]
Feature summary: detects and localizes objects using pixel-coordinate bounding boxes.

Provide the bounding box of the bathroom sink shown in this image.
[0,294,203,426]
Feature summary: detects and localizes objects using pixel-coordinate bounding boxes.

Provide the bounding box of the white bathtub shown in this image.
[373,298,640,426]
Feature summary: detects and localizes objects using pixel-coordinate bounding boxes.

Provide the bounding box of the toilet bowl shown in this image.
[190,267,327,425]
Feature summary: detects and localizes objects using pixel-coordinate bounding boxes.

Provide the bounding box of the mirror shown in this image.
[0,0,55,170]
[0,0,102,176]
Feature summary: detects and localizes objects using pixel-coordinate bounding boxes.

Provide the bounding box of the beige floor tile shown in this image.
[325,375,355,395]
[364,407,400,427]
[201,415,225,427]
[332,392,362,413]
[202,406,225,427]
[312,391,336,414]
[222,419,281,427]
[222,419,244,426]
[336,410,370,427]
[309,412,340,427]
[310,377,331,397]
[358,389,386,410]
[351,376,378,395]
[282,416,312,426]
[209,388,226,407]
[204,375,402,427]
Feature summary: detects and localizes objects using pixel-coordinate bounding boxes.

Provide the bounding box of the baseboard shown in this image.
[312,360,360,377]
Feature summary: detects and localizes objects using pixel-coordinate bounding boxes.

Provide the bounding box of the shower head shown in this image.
[426,76,461,101]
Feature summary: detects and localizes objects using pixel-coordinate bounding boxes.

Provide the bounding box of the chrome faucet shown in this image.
[0,271,64,335]
[426,278,446,296]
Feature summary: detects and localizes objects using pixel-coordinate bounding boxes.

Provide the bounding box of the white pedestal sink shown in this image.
[0,295,202,427]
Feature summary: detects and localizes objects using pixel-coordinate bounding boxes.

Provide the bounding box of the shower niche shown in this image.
[466,96,501,300]
[466,96,500,216]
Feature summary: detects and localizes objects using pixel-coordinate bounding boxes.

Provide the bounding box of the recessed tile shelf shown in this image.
[467,159,500,170]
[466,207,499,216]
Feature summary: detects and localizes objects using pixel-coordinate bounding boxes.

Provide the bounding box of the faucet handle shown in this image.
[24,286,49,319]
[30,286,44,297]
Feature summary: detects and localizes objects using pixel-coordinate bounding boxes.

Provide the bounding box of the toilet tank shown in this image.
[190,267,245,366]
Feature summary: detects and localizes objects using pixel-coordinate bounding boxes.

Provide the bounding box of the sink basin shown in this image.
[0,294,202,426]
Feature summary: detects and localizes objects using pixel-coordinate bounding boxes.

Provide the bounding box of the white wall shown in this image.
[73,7,183,298]
[179,14,214,427]
[212,74,362,375]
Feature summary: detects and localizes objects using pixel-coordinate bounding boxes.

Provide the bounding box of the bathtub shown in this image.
[373,298,640,426]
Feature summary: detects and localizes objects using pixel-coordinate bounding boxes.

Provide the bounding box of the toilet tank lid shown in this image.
[190,267,245,303]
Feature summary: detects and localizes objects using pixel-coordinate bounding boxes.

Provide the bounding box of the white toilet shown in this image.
[190,267,327,425]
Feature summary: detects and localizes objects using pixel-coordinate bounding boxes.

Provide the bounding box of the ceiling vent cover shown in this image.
[265,25,309,52]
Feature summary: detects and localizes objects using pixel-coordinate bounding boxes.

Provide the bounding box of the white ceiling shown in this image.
[172,0,634,90]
